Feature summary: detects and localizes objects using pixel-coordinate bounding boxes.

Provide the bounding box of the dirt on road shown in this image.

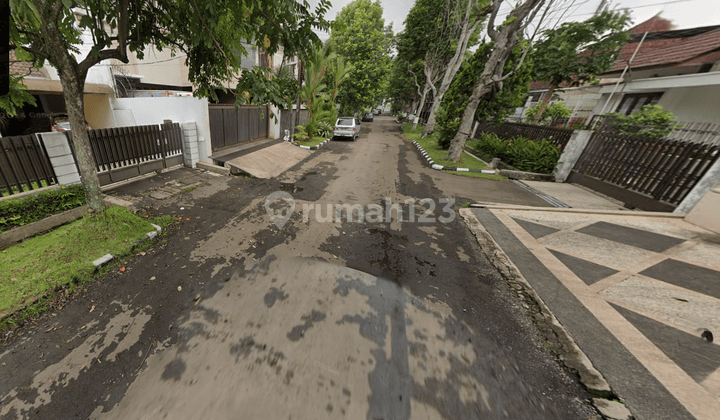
[0,117,597,419]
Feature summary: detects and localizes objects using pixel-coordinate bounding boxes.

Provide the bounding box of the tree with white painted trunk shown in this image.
[445,0,549,163]
[398,0,475,131]
[421,0,488,138]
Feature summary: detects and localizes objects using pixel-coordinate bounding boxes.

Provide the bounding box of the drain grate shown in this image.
[512,180,571,208]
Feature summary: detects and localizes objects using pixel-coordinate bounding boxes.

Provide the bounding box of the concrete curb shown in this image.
[93,223,162,267]
[0,205,89,250]
[197,160,231,176]
[0,185,61,203]
[498,169,555,182]
[288,137,332,151]
[458,208,628,417]
[103,195,137,212]
[411,140,498,174]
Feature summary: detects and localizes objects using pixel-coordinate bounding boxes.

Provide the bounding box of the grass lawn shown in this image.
[298,136,327,148]
[0,206,166,319]
[401,123,506,181]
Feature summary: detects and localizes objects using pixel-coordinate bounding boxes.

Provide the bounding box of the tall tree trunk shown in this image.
[445,80,494,160]
[422,83,448,136]
[59,70,104,212]
[413,82,431,130]
[421,0,483,137]
[446,0,546,162]
[531,83,557,124]
[36,0,104,212]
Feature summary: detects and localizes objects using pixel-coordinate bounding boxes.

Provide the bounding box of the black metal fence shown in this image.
[84,123,184,185]
[589,115,720,145]
[0,134,56,196]
[572,131,720,209]
[475,120,574,151]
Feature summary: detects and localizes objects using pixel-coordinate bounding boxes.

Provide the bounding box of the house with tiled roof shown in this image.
[511,15,720,125]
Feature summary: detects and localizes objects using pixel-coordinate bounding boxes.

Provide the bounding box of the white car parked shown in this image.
[333,117,360,141]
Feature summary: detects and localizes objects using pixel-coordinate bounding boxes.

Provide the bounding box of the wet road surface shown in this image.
[0,116,597,419]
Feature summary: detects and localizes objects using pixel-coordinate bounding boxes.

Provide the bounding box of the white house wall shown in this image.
[657,85,720,122]
[556,87,602,121]
[115,46,192,88]
[111,97,212,162]
[84,94,114,129]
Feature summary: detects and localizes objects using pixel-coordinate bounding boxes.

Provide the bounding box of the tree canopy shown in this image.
[530,9,631,123]
[7,0,330,211]
[329,0,392,114]
[436,40,533,148]
[445,0,549,162]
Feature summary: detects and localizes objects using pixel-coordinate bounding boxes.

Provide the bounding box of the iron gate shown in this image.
[84,122,184,185]
[568,130,720,211]
[208,105,268,150]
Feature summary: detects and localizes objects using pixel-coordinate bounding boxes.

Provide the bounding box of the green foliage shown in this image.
[0,74,37,117]
[292,125,310,142]
[611,105,679,139]
[568,117,588,130]
[10,0,332,101]
[472,133,561,174]
[401,123,507,181]
[524,102,572,125]
[531,10,631,88]
[235,66,298,120]
[316,121,333,137]
[437,41,533,149]
[330,0,392,114]
[386,58,420,113]
[0,184,86,232]
[301,42,351,138]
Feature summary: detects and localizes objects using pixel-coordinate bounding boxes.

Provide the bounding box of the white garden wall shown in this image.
[111,97,212,162]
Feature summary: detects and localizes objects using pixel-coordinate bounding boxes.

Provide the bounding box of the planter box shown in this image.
[0,205,89,249]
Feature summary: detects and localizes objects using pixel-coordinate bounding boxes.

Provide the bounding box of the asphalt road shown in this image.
[0,116,598,419]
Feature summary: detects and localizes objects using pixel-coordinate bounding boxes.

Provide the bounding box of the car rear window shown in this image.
[337,118,354,126]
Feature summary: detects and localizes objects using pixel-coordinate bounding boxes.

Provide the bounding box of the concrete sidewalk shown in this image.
[461,203,720,420]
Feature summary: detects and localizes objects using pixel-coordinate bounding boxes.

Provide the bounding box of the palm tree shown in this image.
[297,43,353,139]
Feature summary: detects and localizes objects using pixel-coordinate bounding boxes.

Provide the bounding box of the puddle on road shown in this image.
[279,183,304,193]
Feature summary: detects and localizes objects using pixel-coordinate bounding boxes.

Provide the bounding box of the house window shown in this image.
[615,92,663,115]
[698,63,713,73]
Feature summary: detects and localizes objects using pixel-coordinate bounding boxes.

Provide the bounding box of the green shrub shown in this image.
[472,133,561,174]
[292,125,310,142]
[0,184,86,232]
[610,104,678,139]
[316,121,333,138]
[525,102,572,125]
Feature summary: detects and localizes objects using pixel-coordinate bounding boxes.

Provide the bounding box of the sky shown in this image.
[310,0,720,40]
